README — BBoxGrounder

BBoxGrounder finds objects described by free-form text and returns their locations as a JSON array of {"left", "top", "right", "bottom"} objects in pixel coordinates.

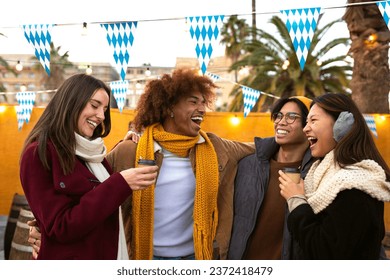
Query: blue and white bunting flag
[
  {"left": 363, "top": 114, "right": 378, "bottom": 138},
  {"left": 16, "top": 91, "right": 36, "bottom": 129},
  {"left": 109, "top": 80, "right": 129, "bottom": 112},
  {"left": 377, "top": 1, "right": 390, "bottom": 30},
  {"left": 101, "top": 22, "right": 138, "bottom": 81},
  {"left": 242, "top": 86, "right": 261, "bottom": 117},
  {"left": 187, "top": 15, "right": 225, "bottom": 74},
  {"left": 22, "top": 24, "right": 53, "bottom": 76},
  {"left": 280, "top": 8, "right": 322, "bottom": 70},
  {"left": 206, "top": 72, "right": 221, "bottom": 82},
  {"left": 16, "top": 106, "right": 25, "bottom": 130}
]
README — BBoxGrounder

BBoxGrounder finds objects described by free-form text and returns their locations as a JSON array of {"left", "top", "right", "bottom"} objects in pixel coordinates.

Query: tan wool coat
[{"left": 106, "top": 132, "right": 254, "bottom": 259}]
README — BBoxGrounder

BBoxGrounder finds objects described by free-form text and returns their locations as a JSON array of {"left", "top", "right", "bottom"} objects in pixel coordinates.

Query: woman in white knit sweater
[{"left": 278, "top": 93, "right": 390, "bottom": 259}]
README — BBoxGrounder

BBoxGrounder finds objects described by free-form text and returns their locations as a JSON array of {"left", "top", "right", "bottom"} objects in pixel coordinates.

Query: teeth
[
  {"left": 191, "top": 116, "right": 203, "bottom": 121},
  {"left": 308, "top": 137, "right": 316, "bottom": 141},
  {"left": 277, "top": 129, "right": 288, "bottom": 135},
  {"left": 87, "top": 120, "right": 97, "bottom": 127}
]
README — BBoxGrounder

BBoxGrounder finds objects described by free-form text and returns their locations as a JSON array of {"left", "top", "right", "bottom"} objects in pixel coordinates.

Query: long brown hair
[
  {"left": 21, "top": 74, "right": 112, "bottom": 175},
  {"left": 133, "top": 68, "right": 217, "bottom": 132},
  {"left": 311, "top": 93, "right": 389, "bottom": 180}
]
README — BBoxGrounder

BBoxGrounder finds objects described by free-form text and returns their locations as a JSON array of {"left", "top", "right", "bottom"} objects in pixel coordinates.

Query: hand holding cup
[{"left": 120, "top": 160, "right": 158, "bottom": 191}]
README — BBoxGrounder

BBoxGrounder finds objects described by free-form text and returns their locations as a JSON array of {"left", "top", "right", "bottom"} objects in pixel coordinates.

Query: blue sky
[{"left": 0, "top": 0, "right": 348, "bottom": 67}]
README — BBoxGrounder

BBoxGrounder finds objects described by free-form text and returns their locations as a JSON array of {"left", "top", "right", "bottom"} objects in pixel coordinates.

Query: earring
[{"left": 170, "top": 112, "right": 174, "bottom": 118}]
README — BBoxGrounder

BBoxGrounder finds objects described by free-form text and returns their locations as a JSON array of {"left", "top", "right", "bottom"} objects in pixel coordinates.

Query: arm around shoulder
[{"left": 106, "top": 140, "right": 137, "bottom": 172}]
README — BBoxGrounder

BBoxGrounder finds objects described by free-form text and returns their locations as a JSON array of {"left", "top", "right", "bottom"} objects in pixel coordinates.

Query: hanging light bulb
[
  {"left": 81, "top": 22, "right": 88, "bottom": 36},
  {"left": 145, "top": 67, "right": 151, "bottom": 77},
  {"left": 20, "top": 84, "right": 27, "bottom": 92},
  {"left": 282, "top": 60, "right": 290, "bottom": 70},
  {"left": 231, "top": 114, "right": 240, "bottom": 126},
  {"left": 85, "top": 65, "right": 93, "bottom": 75},
  {"left": 15, "top": 60, "right": 23, "bottom": 72}
]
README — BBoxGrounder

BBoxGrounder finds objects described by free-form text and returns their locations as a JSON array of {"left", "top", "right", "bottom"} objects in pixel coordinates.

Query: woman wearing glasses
[{"left": 229, "top": 97, "right": 316, "bottom": 260}]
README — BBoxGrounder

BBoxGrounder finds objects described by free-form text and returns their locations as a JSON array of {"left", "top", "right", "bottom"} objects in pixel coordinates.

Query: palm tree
[
  {"left": 32, "top": 42, "right": 74, "bottom": 90},
  {"left": 343, "top": 0, "right": 390, "bottom": 113},
  {"left": 220, "top": 15, "right": 250, "bottom": 82},
  {"left": 0, "top": 32, "right": 16, "bottom": 92},
  {"left": 227, "top": 16, "right": 352, "bottom": 112}
]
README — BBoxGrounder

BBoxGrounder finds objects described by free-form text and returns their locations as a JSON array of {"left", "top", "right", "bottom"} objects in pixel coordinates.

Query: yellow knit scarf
[{"left": 132, "top": 123, "right": 219, "bottom": 260}]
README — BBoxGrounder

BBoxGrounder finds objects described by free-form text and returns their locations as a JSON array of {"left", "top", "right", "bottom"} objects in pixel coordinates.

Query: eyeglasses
[{"left": 272, "top": 112, "right": 301, "bottom": 124}]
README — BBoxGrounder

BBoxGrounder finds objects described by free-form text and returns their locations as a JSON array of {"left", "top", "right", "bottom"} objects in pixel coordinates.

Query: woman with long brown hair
[{"left": 20, "top": 74, "right": 157, "bottom": 259}]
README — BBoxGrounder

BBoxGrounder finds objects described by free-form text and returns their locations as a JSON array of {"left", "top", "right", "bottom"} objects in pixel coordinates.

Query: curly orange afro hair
[{"left": 133, "top": 68, "right": 218, "bottom": 132}]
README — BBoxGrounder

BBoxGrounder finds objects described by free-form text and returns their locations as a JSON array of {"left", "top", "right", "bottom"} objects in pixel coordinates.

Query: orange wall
[{"left": 1, "top": 105, "right": 389, "bottom": 231}]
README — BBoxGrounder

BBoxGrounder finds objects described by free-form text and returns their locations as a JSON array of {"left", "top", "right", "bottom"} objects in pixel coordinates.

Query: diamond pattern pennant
[
  {"left": 16, "top": 106, "right": 25, "bottom": 130},
  {"left": 101, "top": 22, "right": 138, "bottom": 81},
  {"left": 109, "top": 80, "right": 129, "bottom": 112},
  {"left": 242, "top": 86, "right": 261, "bottom": 117},
  {"left": 377, "top": 1, "right": 390, "bottom": 30},
  {"left": 22, "top": 24, "right": 53, "bottom": 76},
  {"left": 187, "top": 15, "right": 225, "bottom": 74},
  {"left": 206, "top": 71, "right": 221, "bottom": 82},
  {"left": 363, "top": 114, "right": 378, "bottom": 138},
  {"left": 16, "top": 91, "right": 36, "bottom": 129},
  {"left": 280, "top": 8, "right": 322, "bottom": 70}
]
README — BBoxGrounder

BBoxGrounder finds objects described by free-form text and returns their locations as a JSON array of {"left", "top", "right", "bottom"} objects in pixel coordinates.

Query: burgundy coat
[{"left": 19, "top": 141, "right": 132, "bottom": 260}]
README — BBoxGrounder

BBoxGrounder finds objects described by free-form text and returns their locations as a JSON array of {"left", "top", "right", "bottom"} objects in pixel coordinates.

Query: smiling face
[
  {"left": 77, "top": 88, "right": 109, "bottom": 138},
  {"left": 274, "top": 101, "right": 308, "bottom": 147},
  {"left": 304, "top": 104, "right": 337, "bottom": 158},
  {"left": 163, "top": 91, "right": 206, "bottom": 137}
]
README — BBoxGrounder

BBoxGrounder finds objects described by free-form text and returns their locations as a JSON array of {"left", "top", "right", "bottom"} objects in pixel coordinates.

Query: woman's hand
[
  {"left": 123, "top": 130, "right": 141, "bottom": 143},
  {"left": 278, "top": 170, "right": 305, "bottom": 200},
  {"left": 27, "top": 219, "right": 41, "bottom": 259},
  {"left": 120, "top": 165, "right": 158, "bottom": 191}
]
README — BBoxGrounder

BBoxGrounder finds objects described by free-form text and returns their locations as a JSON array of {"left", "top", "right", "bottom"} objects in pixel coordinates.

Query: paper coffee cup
[
  {"left": 282, "top": 167, "right": 301, "bottom": 183},
  {"left": 137, "top": 159, "right": 156, "bottom": 167}
]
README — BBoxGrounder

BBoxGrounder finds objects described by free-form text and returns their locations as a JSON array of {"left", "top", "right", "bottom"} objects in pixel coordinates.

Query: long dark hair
[
  {"left": 311, "top": 93, "right": 389, "bottom": 180},
  {"left": 21, "top": 74, "right": 112, "bottom": 175}
]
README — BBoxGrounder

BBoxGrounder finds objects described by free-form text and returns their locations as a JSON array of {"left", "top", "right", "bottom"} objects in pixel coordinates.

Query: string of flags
[
  {"left": 15, "top": 1, "right": 390, "bottom": 81},
  {"left": 8, "top": 1, "right": 390, "bottom": 131}
]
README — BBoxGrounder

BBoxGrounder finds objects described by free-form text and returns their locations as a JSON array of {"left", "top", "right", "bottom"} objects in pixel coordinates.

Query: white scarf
[
  {"left": 74, "top": 133, "right": 129, "bottom": 260},
  {"left": 304, "top": 150, "right": 390, "bottom": 214}
]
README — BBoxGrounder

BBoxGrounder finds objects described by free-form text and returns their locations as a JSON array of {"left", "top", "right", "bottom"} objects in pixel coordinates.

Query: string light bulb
[
  {"left": 145, "top": 67, "right": 151, "bottom": 76},
  {"left": 282, "top": 60, "right": 290, "bottom": 70},
  {"left": 15, "top": 60, "right": 23, "bottom": 72},
  {"left": 20, "top": 84, "right": 27, "bottom": 92},
  {"left": 231, "top": 114, "right": 240, "bottom": 126},
  {"left": 85, "top": 65, "right": 93, "bottom": 75},
  {"left": 364, "top": 33, "right": 378, "bottom": 48},
  {"left": 81, "top": 22, "right": 88, "bottom": 36}
]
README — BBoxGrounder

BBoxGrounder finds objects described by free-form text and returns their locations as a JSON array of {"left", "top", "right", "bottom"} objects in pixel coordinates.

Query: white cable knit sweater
[{"left": 304, "top": 150, "right": 390, "bottom": 214}]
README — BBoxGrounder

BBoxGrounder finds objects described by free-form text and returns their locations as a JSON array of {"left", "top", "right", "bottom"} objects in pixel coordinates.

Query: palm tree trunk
[
  {"left": 252, "top": 0, "right": 256, "bottom": 41},
  {"left": 343, "top": 0, "right": 390, "bottom": 113}
]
